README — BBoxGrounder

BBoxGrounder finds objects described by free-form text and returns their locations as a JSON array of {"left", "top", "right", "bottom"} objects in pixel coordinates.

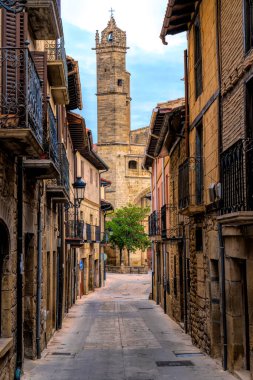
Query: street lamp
[
  {"left": 0, "top": 0, "right": 27, "bottom": 13},
  {"left": 73, "top": 176, "right": 86, "bottom": 208}
]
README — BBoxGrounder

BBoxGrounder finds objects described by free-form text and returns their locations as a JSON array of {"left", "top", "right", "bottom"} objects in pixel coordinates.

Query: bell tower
[{"left": 94, "top": 16, "right": 131, "bottom": 145}]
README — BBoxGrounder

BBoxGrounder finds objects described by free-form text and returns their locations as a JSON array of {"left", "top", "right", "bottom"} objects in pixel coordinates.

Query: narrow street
[{"left": 23, "top": 274, "right": 236, "bottom": 380}]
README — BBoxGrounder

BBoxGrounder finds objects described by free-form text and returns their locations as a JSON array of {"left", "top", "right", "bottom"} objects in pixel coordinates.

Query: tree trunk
[
  {"left": 120, "top": 249, "right": 123, "bottom": 266},
  {"left": 128, "top": 250, "right": 130, "bottom": 266}
]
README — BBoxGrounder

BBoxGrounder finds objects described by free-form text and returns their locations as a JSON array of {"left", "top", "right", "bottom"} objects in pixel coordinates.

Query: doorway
[{"left": 0, "top": 220, "right": 10, "bottom": 338}]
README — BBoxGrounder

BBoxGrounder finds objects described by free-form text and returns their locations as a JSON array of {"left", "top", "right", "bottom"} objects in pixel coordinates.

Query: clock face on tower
[{"left": 107, "top": 32, "right": 113, "bottom": 42}]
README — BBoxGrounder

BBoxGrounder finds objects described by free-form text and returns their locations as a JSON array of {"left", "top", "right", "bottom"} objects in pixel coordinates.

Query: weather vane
[{"left": 109, "top": 7, "right": 115, "bottom": 18}]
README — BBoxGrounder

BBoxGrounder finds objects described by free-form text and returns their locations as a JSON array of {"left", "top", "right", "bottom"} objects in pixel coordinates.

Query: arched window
[
  {"left": 107, "top": 32, "right": 113, "bottom": 42},
  {"left": 129, "top": 160, "right": 137, "bottom": 170},
  {"left": 0, "top": 220, "right": 9, "bottom": 337}
]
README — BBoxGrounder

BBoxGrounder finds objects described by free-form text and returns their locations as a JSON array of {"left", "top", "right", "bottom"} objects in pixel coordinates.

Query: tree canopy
[{"left": 106, "top": 204, "right": 150, "bottom": 265}]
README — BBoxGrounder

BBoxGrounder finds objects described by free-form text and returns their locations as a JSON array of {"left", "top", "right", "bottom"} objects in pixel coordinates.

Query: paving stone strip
[{"left": 23, "top": 273, "right": 237, "bottom": 380}]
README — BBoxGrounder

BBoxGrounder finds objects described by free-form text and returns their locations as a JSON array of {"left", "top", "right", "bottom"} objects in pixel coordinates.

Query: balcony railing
[
  {"left": 161, "top": 204, "right": 183, "bottom": 242},
  {"left": 95, "top": 226, "right": 101, "bottom": 242},
  {"left": 221, "top": 139, "right": 253, "bottom": 214},
  {"left": 0, "top": 48, "right": 43, "bottom": 146},
  {"left": 178, "top": 157, "right": 204, "bottom": 214},
  {"left": 66, "top": 220, "right": 84, "bottom": 241},
  {"left": 178, "top": 159, "right": 189, "bottom": 209},
  {"left": 58, "top": 143, "right": 70, "bottom": 194},
  {"left": 45, "top": 37, "right": 68, "bottom": 90},
  {"left": 148, "top": 211, "right": 160, "bottom": 237},
  {"left": 43, "top": 104, "right": 59, "bottom": 167}
]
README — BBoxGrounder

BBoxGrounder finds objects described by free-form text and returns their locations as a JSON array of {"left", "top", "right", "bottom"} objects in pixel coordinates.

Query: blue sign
[{"left": 79, "top": 259, "right": 84, "bottom": 271}]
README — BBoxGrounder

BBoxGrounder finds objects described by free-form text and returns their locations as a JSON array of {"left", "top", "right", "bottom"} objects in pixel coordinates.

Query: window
[
  {"left": 118, "top": 79, "right": 123, "bottom": 86},
  {"left": 96, "top": 173, "right": 98, "bottom": 188},
  {"left": 128, "top": 160, "right": 137, "bottom": 170},
  {"left": 107, "top": 32, "right": 113, "bottom": 42},
  {"left": 81, "top": 161, "right": 84, "bottom": 178},
  {"left": 245, "top": 0, "right": 253, "bottom": 52},
  {"left": 90, "top": 168, "right": 93, "bottom": 184},
  {"left": 195, "top": 123, "right": 203, "bottom": 205},
  {"left": 196, "top": 227, "right": 203, "bottom": 251},
  {"left": 194, "top": 17, "right": 203, "bottom": 99}
]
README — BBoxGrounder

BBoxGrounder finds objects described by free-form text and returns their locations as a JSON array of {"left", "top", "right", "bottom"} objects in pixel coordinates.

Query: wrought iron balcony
[
  {"left": 0, "top": 48, "right": 43, "bottom": 156},
  {"left": 221, "top": 139, "right": 253, "bottom": 214},
  {"left": 84, "top": 224, "right": 101, "bottom": 243},
  {"left": 161, "top": 204, "right": 183, "bottom": 242},
  {"left": 65, "top": 220, "right": 84, "bottom": 246},
  {"left": 45, "top": 38, "right": 69, "bottom": 105},
  {"left": 148, "top": 211, "right": 160, "bottom": 237},
  {"left": 95, "top": 226, "right": 101, "bottom": 242},
  {"left": 46, "top": 104, "right": 59, "bottom": 167},
  {"left": 46, "top": 143, "right": 69, "bottom": 202},
  {"left": 26, "top": 0, "right": 63, "bottom": 40},
  {"left": 178, "top": 158, "right": 205, "bottom": 215}
]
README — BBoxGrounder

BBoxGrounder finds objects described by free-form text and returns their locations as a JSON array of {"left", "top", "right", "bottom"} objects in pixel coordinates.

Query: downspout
[
  {"left": 36, "top": 182, "right": 43, "bottom": 359},
  {"left": 216, "top": 0, "right": 227, "bottom": 371},
  {"left": 15, "top": 157, "right": 23, "bottom": 380},
  {"left": 155, "top": 159, "right": 159, "bottom": 305},
  {"left": 57, "top": 204, "right": 64, "bottom": 330},
  {"left": 183, "top": 49, "right": 189, "bottom": 333},
  {"left": 99, "top": 168, "right": 108, "bottom": 287},
  {"left": 162, "top": 158, "right": 167, "bottom": 314}
]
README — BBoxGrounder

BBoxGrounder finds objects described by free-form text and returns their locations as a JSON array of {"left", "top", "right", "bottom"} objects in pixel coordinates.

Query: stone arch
[
  {"left": 0, "top": 219, "right": 10, "bottom": 337},
  {"left": 133, "top": 186, "right": 151, "bottom": 205}
]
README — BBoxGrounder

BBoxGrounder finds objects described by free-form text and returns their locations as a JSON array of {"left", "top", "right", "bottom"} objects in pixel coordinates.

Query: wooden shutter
[{"left": 1, "top": 11, "right": 27, "bottom": 118}]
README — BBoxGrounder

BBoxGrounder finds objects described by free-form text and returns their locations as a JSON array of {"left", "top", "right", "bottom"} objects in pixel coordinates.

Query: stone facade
[
  {"left": 148, "top": 0, "right": 222, "bottom": 371},
  {"left": 94, "top": 17, "right": 151, "bottom": 268}
]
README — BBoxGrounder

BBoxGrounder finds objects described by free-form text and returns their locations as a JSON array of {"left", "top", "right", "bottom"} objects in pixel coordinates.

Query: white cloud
[{"left": 62, "top": 0, "right": 185, "bottom": 53}]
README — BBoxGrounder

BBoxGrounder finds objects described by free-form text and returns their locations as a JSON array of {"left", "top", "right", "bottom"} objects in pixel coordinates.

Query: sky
[{"left": 61, "top": 0, "right": 186, "bottom": 142}]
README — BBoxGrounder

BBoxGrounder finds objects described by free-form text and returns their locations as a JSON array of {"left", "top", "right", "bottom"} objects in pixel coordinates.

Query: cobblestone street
[{"left": 22, "top": 273, "right": 236, "bottom": 380}]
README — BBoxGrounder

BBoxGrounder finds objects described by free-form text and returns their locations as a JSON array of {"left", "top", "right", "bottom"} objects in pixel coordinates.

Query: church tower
[{"left": 94, "top": 15, "right": 131, "bottom": 145}]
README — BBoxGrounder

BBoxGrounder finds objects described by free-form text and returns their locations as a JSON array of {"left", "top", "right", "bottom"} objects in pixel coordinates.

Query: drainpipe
[
  {"left": 218, "top": 223, "right": 227, "bottom": 370},
  {"left": 215, "top": 0, "right": 227, "bottom": 370},
  {"left": 183, "top": 49, "right": 189, "bottom": 333},
  {"left": 15, "top": 157, "right": 23, "bottom": 380},
  {"left": 57, "top": 204, "right": 64, "bottom": 330},
  {"left": 36, "top": 182, "right": 43, "bottom": 359},
  {"left": 183, "top": 226, "right": 188, "bottom": 333},
  {"left": 99, "top": 169, "right": 108, "bottom": 287},
  {"left": 162, "top": 158, "right": 167, "bottom": 314}
]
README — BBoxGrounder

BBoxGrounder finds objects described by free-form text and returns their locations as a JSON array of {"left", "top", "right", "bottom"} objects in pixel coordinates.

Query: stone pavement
[{"left": 22, "top": 273, "right": 236, "bottom": 380}]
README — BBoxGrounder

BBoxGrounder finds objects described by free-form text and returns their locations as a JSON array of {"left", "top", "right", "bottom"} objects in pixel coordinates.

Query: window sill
[{"left": 0, "top": 338, "right": 13, "bottom": 358}]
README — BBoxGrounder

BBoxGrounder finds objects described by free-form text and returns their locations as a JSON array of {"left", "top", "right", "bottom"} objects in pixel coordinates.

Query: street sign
[
  {"left": 79, "top": 259, "right": 84, "bottom": 271},
  {"left": 103, "top": 253, "right": 107, "bottom": 261}
]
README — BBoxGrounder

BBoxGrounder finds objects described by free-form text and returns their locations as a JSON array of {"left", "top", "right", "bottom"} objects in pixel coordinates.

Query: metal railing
[
  {"left": 65, "top": 220, "right": 84, "bottom": 240},
  {"left": 0, "top": 48, "right": 43, "bottom": 145},
  {"left": 58, "top": 143, "right": 69, "bottom": 195},
  {"left": 161, "top": 204, "right": 183, "bottom": 241},
  {"left": 45, "top": 37, "right": 68, "bottom": 89},
  {"left": 44, "top": 103, "right": 59, "bottom": 166},
  {"left": 178, "top": 159, "right": 190, "bottom": 209},
  {"left": 221, "top": 139, "right": 252, "bottom": 214},
  {"left": 148, "top": 211, "right": 160, "bottom": 236}
]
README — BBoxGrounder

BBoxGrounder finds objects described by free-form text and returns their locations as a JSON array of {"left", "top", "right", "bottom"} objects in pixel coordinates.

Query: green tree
[{"left": 106, "top": 204, "right": 150, "bottom": 266}]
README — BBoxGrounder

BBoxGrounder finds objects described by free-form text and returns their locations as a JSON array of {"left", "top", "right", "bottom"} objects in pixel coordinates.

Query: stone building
[
  {"left": 143, "top": 0, "right": 225, "bottom": 367},
  {"left": 0, "top": 5, "right": 107, "bottom": 379},
  {"left": 144, "top": 99, "right": 186, "bottom": 324},
  {"left": 94, "top": 16, "right": 151, "bottom": 268},
  {"left": 217, "top": 0, "right": 253, "bottom": 376},
  {"left": 0, "top": 3, "right": 70, "bottom": 377},
  {"left": 158, "top": 1, "right": 253, "bottom": 378}
]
